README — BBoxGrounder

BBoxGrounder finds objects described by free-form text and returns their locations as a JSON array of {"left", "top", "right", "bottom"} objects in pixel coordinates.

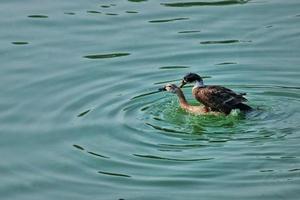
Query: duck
[
  {"left": 159, "top": 83, "right": 221, "bottom": 115},
  {"left": 179, "top": 73, "right": 252, "bottom": 115}
]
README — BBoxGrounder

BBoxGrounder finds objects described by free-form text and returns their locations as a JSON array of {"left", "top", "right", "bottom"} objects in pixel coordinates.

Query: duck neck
[
  {"left": 175, "top": 89, "right": 189, "bottom": 109},
  {"left": 193, "top": 80, "right": 204, "bottom": 89}
]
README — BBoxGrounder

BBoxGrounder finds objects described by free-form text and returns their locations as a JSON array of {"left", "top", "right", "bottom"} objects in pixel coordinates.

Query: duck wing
[{"left": 193, "top": 86, "right": 248, "bottom": 113}]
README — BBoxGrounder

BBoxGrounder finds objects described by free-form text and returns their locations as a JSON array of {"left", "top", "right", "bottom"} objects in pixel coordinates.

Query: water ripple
[
  {"left": 178, "top": 30, "right": 201, "bottom": 34},
  {"left": 27, "top": 15, "right": 48, "bottom": 18},
  {"left": 200, "top": 39, "right": 240, "bottom": 44},
  {"left": 133, "top": 154, "right": 214, "bottom": 162},
  {"left": 161, "top": 0, "right": 249, "bottom": 7},
  {"left": 159, "top": 66, "right": 190, "bottom": 70},
  {"left": 149, "top": 17, "right": 189, "bottom": 23},
  {"left": 11, "top": 41, "right": 29, "bottom": 45},
  {"left": 83, "top": 53, "right": 130, "bottom": 59},
  {"left": 98, "top": 171, "right": 131, "bottom": 178}
]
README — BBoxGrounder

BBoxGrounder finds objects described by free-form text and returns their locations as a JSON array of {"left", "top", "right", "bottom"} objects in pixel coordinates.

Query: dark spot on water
[
  {"left": 84, "top": 53, "right": 130, "bottom": 59},
  {"left": 265, "top": 25, "right": 273, "bottom": 28},
  {"left": 159, "top": 66, "right": 190, "bottom": 70},
  {"left": 161, "top": 0, "right": 249, "bottom": 7},
  {"left": 100, "top": 5, "right": 110, "bottom": 8},
  {"left": 178, "top": 30, "right": 201, "bottom": 34},
  {"left": 105, "top": 13, "right": 118, "bottom": 16},
  {"left": 12, "top": 41, "right": 29, "bottom": 45},
  {"left": 87, "top": 10, "right": 101, "bottom": 14},
  {"left": 200, "top": 40, "right": 240, "bottom": 45},
  {"left": 98, "top": 171, "right": 131, "bottom": 178},
  {"left": 126, "top": 11, "right": 139, "bottom": 14},
  {"left": 149, "top": 17, "right": 189, "bottom": 23},
  {"left": 77, "top": 109, "right": 91, "bottom": 117},
  {"left": 28, "top": 15, "right": 48, "bottom": 18},
  {"left": 87, "top": 151, "right": 110, "bottom": 159},
  {"left": 73, "top": 144, "right": 85, "bottom": 151},
  {"left": 216, "top": 62, "right": 237, "bottom": 66},
  {"left": 64, "top": 12, "right": 75, "bottom": 15}
]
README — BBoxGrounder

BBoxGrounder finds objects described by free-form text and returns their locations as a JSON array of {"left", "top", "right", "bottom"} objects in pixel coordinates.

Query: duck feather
[{"left": 192, "top": 85, "right": 248, "bottom": 114}]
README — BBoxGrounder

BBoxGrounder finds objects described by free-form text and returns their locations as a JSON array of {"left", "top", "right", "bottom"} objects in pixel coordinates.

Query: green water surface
[{"left": 1, "top": 0, "right": 300, "bottom": 199}]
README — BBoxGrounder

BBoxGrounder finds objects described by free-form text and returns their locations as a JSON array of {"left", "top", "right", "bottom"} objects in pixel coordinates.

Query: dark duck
[{"left": 179, "top": 73, "right": 252, "bottom": 115}]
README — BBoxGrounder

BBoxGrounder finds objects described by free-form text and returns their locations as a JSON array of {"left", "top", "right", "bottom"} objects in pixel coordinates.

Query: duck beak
[
  {"left": 158, "top": 86, "right": 166, "bottom": 91},
  {"left": 179, "top": 80, "right": 187, "bottom": 88}
]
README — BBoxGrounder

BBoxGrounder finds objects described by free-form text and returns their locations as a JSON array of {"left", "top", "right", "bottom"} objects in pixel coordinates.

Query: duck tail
[{"left": 235, "top": 103, "right": 253, "bottom": 112}]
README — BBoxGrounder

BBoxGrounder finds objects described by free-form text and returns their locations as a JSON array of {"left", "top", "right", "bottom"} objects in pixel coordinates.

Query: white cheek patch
[{"left": 193, "top": 80, "right": 204, "bottom": 90}]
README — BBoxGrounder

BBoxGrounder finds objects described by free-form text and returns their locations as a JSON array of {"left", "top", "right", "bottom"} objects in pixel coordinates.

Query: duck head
[
  {"left": 179, "top": 73, "right": 203, "bottom": 88},
  {"left": 158, "top": 83, "right": 180, "bottom": 93}
]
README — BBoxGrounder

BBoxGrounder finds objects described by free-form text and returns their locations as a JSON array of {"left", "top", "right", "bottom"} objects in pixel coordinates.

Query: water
[{"left": 1, "top": 0, "right": 300, "bottom": 199}]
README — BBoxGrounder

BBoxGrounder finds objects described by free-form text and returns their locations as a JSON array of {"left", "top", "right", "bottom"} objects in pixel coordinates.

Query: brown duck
[
  {"left": 179, "top": 73, "right": 252, "bottom": 115},
  {"left": 159, "top": 84, "right": 221, "bottom": 115}
]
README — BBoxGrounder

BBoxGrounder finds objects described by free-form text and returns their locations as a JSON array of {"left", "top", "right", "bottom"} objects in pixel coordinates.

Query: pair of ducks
[{"left": 160, "top": 73, "right": 252, "bottom": 115}]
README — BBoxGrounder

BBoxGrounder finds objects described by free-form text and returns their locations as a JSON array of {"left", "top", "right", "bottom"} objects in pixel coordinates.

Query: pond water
[{"left": 1, "top": 0, "right": 300, "bottom": 199}]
